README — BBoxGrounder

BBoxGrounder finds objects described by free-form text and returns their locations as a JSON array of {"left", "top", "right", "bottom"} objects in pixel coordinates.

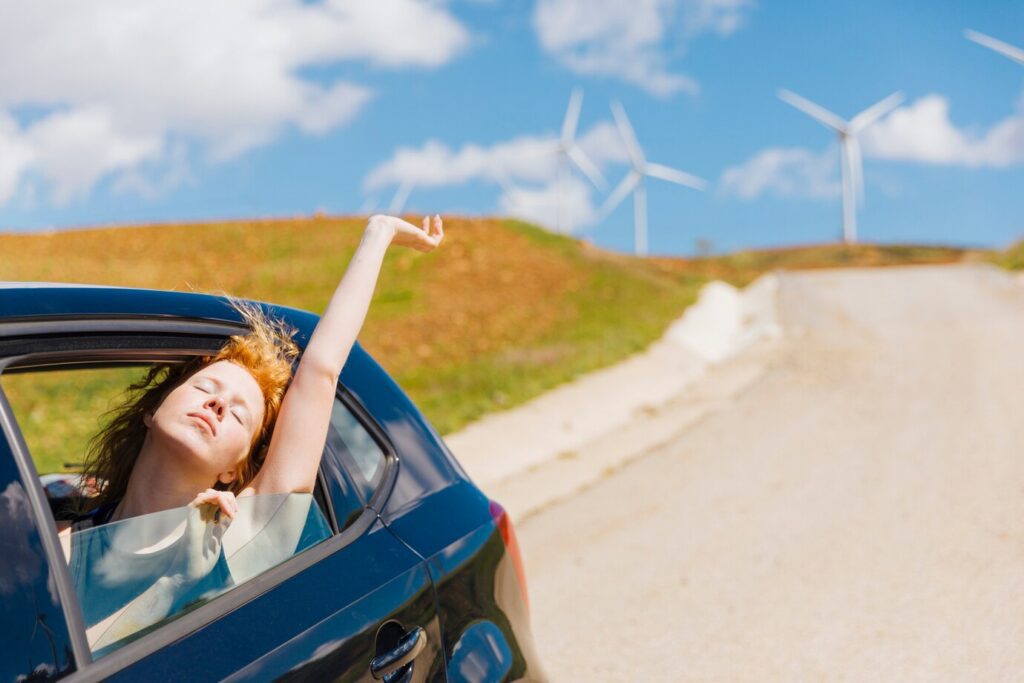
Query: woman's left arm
[{"left": 246, "top": 214, "right": 443, "bottom": 495}]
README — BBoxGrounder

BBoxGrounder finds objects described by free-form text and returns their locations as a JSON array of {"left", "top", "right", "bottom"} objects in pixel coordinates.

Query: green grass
[
  {"left": 0, "top": 217, "right": 972, "bottom": 472},
  {"left": 2, "top": 367, "right": 151, "bottom": 474},
  {"left": 990, "top": 240, "right": 1024, "bottom": 271}
]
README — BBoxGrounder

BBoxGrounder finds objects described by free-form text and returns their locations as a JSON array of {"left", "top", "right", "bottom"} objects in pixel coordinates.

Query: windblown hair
[{"left": 82, "top": 300, "right": 299, "bottom": 511}]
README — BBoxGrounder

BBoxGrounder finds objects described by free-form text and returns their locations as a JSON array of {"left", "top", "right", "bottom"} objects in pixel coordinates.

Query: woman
[{"left": 62, "top": 213, "right": 444, "bottom": 649}]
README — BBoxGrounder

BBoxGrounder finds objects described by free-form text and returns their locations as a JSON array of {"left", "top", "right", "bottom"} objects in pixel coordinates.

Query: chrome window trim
[{"left": 0, "top": 317, "right": 246, "bottom": 339}]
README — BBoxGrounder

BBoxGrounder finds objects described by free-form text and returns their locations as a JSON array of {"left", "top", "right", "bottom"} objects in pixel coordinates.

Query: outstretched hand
[{"left": 368, "top": 214, "right": 444, "bottom": 253}]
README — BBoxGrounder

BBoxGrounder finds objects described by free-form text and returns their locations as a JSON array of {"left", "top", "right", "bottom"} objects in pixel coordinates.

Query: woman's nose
[{"left": 204, "top": 396, "right": 225, "bottom": 418}]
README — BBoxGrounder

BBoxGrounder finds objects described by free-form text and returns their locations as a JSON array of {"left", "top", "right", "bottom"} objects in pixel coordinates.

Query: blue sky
[{"left": 1, "top": 0, "right": 1022, "bottom": 255}]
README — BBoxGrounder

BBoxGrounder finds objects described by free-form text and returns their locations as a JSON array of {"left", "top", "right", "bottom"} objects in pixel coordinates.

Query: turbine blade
[
  {"left": 561, "top": 88, "right": 584, "bottom": 143},
  {"left": 388, "top": 181, "right": 413, "bottom": 214},
  {"left": 966, "top": 29, "right": 1024, "bottom": 66},
  {"left": 849, "top": 91, "right": 904, "bottom": 133},
  {"left": 600, "top": 171, "right": 641, "bottom": 219},
  {"left": 490, "top": 167, "right": 515, "bottom": 195},
  {"left": 610, "top": 100, "right": 646, "bottom": 169},
  {"left": 566, "top": 143, "right": 608, "bottom": 190},
  {"left": 645, "top": 162, "right": 708, "bottom": 191},
  {"left": 778, "top": 88, "right": 848, "bottom": 133}
]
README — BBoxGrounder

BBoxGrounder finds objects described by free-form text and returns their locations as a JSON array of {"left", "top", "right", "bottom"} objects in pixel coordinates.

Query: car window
[
  {"left": 326, "top": 396, "right": 386, "bottom": 503},
  {"left": 2, "top": 366, "right": 152, "bottom": 481},
  {"left": 70, "top": 493, "right": 330, "bottom": 657},
  {"left": 0, "top": 362, "right": 336, "bottom": 657}
]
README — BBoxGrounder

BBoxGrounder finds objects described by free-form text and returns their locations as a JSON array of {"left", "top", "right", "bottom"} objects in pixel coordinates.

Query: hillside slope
[{"left": 0, "top": 216, "right": 967, "bottom": 440}]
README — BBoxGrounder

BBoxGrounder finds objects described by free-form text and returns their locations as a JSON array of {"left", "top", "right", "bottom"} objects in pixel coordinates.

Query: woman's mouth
[{"left": 188, "top": 412, "right": 217, "bottom": 436}]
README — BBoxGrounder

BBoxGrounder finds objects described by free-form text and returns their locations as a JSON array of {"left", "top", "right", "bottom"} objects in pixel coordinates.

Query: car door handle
[{"left": 370, "top": 626, "right": 427, "bottom": 681}]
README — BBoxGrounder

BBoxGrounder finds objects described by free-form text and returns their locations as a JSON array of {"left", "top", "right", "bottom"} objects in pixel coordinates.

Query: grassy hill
[
  {"left": 989, "top": 240, "right": 1024, "bottom": 272},
  {"left": 0, "top": 216, "right": 970, "bottom": 472}
]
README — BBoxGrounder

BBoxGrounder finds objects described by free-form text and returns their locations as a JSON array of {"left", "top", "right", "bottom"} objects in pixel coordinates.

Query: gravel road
[{"left": 519, "top": 264, "right": 1024, "bottom": 681}]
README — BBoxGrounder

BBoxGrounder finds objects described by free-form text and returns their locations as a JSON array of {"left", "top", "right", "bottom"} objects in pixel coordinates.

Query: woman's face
[{"left": 147, "top": 360, "right": 266, "bottom": 485}]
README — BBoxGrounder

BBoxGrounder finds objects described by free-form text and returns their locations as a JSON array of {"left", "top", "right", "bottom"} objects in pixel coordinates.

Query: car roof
[{"left": 0, "top": 282, "right": 320, "bottom": 337}]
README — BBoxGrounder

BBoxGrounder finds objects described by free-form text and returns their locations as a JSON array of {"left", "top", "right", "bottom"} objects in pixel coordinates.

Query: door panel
[
  {"left": 385, "top": 482, "right": 545, "bottom": 682},
  {"left": 105, "top": 519, "right": 444, "bottom": 682},
  {"left": 0, "top": 395, "right": 82, "bottom": 681}
]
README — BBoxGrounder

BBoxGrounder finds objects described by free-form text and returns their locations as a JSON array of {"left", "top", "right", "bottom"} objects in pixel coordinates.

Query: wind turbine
[
  {"left": 550, "top": 88, "right": 607, "bottom": 233},
  {"left": 778, "top": 89, "right": 904, "bottom": 244},
  {"left": 965, "top": 29, "right": 1024, "bottom": 66},
  {"left": 599, "top": 100, "right": 707, "bottom": 256},
  {"left": 492, "top": 166, "right": 528, "bottom": 217},
  {"left": 387, "top": 180, "right": 414, "bottom": 214}
]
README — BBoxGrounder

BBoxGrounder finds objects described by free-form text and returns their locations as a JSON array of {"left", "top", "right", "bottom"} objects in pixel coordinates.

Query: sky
[{"left": 0, "top": 0, "right": 1023, "bottom": 256}]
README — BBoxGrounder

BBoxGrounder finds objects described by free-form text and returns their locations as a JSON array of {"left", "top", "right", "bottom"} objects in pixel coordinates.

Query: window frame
[{"left": 0, "top": 318, "right": 400, "bottom": 680}]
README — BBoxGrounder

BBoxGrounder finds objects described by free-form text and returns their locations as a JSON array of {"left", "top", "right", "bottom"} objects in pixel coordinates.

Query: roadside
[
  {"left": 518, "top": 263, "right": 1024, "bottom": 680},
  {"left": 444, "top": 273, "right": 784, "bottom": 522}
]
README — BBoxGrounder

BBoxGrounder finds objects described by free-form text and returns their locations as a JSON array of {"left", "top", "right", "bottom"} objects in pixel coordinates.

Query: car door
[
  {"left": 0, "top": 327, "right": 445, "bottom": 682},
  {"left": 0, "top": 415, "right": 83, "bottom": 681}
]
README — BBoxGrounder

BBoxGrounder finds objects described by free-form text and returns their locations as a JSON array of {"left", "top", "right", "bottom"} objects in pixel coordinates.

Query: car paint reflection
[{"left": 449, "top": 620, "right": 513, "bottom": 682}]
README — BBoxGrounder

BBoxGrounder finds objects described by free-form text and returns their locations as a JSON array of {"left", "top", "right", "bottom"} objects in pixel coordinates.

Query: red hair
[{"left": 82, "top": 300, "right": 299, "bottom": 509}]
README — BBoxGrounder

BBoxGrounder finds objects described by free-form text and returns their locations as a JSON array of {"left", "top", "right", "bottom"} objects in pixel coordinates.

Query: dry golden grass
[{"left": 0, "top": 216, "right": 975, "bottom": 470}]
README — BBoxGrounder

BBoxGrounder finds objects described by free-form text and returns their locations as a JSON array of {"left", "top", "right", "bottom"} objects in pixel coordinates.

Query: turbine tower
[
  {"left": 965, "top": 29, "right": 1024, "bottom": 66},
  {"left": 599, "top": 100, "right": 706, "bottom": 256},
  {"left": 778, "top": 89, "right": 904, "bottom": 244},
  {"left": 550, "top": 88, "right": 607, "bottom": 232}
]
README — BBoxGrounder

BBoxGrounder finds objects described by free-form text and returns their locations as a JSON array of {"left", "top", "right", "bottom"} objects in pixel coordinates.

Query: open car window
[
  {"left": 70, "top": 492, "right": 330, "bottom": 658},
  {"left": 2, "top": 366, "right": 152, "bottom": 491},
  {"left": 0, "top": 360, "right": 362, "bottom": 660}
]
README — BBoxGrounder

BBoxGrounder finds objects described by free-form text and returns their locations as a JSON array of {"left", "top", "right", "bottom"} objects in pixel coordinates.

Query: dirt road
[{"left": 519, "top": 264, "right": 1024, "bottom": 681}]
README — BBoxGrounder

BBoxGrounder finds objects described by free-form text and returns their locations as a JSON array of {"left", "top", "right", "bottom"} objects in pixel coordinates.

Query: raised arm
[{"left": 245, "top": 214, "right": 443, "bottom": 495}]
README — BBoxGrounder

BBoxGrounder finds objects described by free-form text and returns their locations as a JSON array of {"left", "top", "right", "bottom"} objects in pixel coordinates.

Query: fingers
[{"left": 190, "top": 488, "right": 238, "bottom": 522}]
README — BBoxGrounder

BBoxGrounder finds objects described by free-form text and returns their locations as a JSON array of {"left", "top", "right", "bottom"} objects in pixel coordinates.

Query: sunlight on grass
[
  {"left": 0, "top": 217, "right": 972, "bottom": 456},
  {"left": 2, "top": 367, "right": 151, "bottom": 474}
]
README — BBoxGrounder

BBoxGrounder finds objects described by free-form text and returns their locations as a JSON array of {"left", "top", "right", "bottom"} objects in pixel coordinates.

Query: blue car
[{"left": 0, "top": 283, "right": 546, "bottom": 682}]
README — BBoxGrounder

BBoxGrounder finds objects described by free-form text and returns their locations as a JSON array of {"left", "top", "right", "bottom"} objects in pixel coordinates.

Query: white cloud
[
  {"left": 0, "top": 0, "right": 471, "bottom": 207},
  {"left": 363, "top": 121, "right": 630, "bottom": 231},
  {"left": 578, "top": 120, "right": 633, "bottom": 166},
  {"left": 0, "top": 483, "right": 42, "bottom": 597},
  {"left": 719, "top": 145, "right": 840, "bottom": 200},
  {"left": 0, "top": 112, "right": 34, "bottom": 205},
  {"left": 532, "top": 0, "right": 755, "bottom": 97},
  {"left": 722, "top": 94, "right": 1024, "bottom": 203},
  {"left": 364, "top": 136, "right": 558, "bottom": 190},
  {"left": 861, "top": 94, "right": 1024, "bottom": 168},
  {"left": 500, "top": 175, "right": 598, "bottom": 232},
  {"left": 363, "top": 121, "right": 630, "bottom": 190},
  {"left": 683, "top": 0, "right": 754, "bottom": 36},
  {"left": 25, "top": 106, "right": 164, "bottom": 205},
  {"left": 112, "top": 141, "right": 194, "bottom": 200}
]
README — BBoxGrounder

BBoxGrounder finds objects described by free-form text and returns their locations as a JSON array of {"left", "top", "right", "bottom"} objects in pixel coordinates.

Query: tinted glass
[
  {"left": 0, "top": 458, "right": 76, "bottom": 680},
  {"left": 327, "top": 397, "right": 385, "bottom": 503},
  {"left": 70, "top": 493, "right": 330, "bottom": 658}
]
